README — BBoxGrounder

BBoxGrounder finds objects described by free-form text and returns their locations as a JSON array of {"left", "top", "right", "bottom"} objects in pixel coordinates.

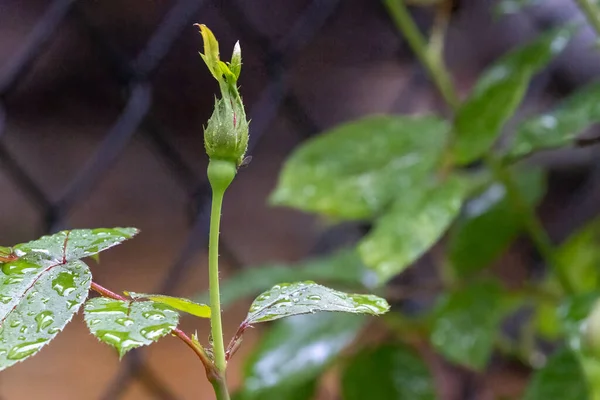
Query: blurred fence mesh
[
  {"left": 2, "top": 0, "right": 600, "bottom": 399},
  {"left": 0, "top": 1, "right": 359, "bottom": 398}
]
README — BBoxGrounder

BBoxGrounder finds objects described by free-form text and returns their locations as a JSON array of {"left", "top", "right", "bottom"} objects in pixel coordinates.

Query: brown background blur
[{"left": 0, "top": 0, "right": 599, "bottom": 399}]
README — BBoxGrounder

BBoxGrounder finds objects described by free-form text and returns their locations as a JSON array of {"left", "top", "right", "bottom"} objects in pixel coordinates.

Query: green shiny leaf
[
  {"left": 535, "top": 301, "right": 562, "bottom": 340},
  {"left": 452, "top": 26, "right": 575, "bottom": 164},
  {"left": 13, "top": 227, "right": 138, "bottom": 267},
  {"left": 359, "top": 175, "right": 469, "bottom": 284},
  {"left": 0, "top": 260, "right": 91, "bottom": 371},
  {"left": 523, "top": 348, "right": 589, "bottom": 400},
  {"left": 556, "top": 217, "right": 600, "bottom": 293},
  {"left": 245, "top": 281, "right": 389, "bottom": 324},
  {"left": 509, "top": 81, "right": 600, "bottom": 160},
  {"left": 84, "top": 297, "right": 179, "bottom": 358},
  {"left": 197, "top": 24, "right": 226, "bottom": 83},
  {"left": 449, "top": 168, "right": 546, "bottom": 277},
  {"left": 0, "top": 228, "right": 136, "bottom": 370},
  {"left": 238, "top": 313, "right": 366, "bottom": 398},
  {"left": 195, "top": 249, "right": 375, "bottom": 309},
  {"left": 558, "top": 293, "right": 599, "bottom": 354},
  {"left": 126, "top": 292, "right": 210, "bottom": 318},
  {"left": 270, "top": 115, "right": 449, "bottom": 220},
  {"left": 430, "top": 281, "right": 504, "bottom": 370},
  {"left": 341, "top": 344, "right": 436, "bottom": 400}
]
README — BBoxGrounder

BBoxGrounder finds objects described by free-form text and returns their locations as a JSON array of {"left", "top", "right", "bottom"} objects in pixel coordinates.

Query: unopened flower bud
[
  {"left": 204, "top": 96, "right": 249, "bottom": 165},
  {"left": 197, "top": 24, "right": 249, "bottom": 168}
]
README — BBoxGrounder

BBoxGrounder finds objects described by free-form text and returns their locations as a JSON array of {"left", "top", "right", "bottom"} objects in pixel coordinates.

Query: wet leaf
[
  {"left": 0, "top": 228, "right": 137, "bottom": 370},
  {"left": 238, "top": 313, "right": 366, "bottom": 398},
  {"left": 195, "top": 249, "right": 374, "bottom": 308},
  {"left": 341, "top": 344, "right": 436, "bottom": 400},
  {"left": 0, "top": 261, "right": 91, "bottom": 371},
  {"left": 430, "top": 281, "right": 504, "bottom": 370},
  {"left": 556, "top": 217, "right": 600, "bottom": 293},
  {"left": 523, "top": 348, "right": 589, "bottom": 400},
  {"left": 359, "top": 175, "right": 469, "bottom": 284},
  {"left": 453, "top": 26, "right": 575, "bottom": 164},
  {"left": 509, "top": 81, "right": 600, "bottom": 160},
  {"left": 84, "top": 297, "right": 179, "bottom": 358},
  {"left": 244, "top": 281, "right": 389, "bottom": 324},
  {"left": 270, "top": 115, "right": 449, "bottom": 220},
  {"left": 558, "top": 293, "right": 600, "bottom": 354},
  {"left": 126, "top": 292, "right": 210, "bottom": 319},
  {"left": 12, "top": 227, "right": 138, "bottom": 267},
  {"left": 449, "top": 168, "right": 546, "bottom": 277}
]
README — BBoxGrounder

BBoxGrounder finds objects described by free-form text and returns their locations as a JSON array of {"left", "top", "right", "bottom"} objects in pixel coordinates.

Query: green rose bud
[{"left": 197, "top": 24, "right": 249, "bottom": 168}]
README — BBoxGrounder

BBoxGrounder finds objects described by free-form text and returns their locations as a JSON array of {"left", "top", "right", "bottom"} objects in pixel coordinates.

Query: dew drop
[
  {"left": 7, "top": 339, "right": 47, "bottom": 360},
  {"left": 52, "top": 271, "right": 76, "bottom": 297},
  {"left": 35, "top": 311, "right": 55, "bottom": 332},
  {"left": 140, "top": 323, "right": 172, "bottom": 340},
  {"left": 116, "top": 318, "right": 134, "bottom": 327},
  {"left": 1, "top": 261, "right": 39, "bottom": 276},
  {"left": 142, "top": 311, "right": 166, "bottom": 321},
  {"left": 5, "top": 276, "right": 24, "bottom": 285},
  {"left": 96, "top": 330, "right": 143, "bottom": 355}
]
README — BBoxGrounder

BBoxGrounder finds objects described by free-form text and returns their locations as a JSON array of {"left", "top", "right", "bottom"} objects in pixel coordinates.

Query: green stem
[
  {"left": 485, "top": 156, "right": 574, "bottom": 294},
  {"left": 574, "top": 0, "right": 600, "bottom": 37},
  {"left": 211, "top": 378, "right": 231, "bottom": 400},
  {"left": 383, "top": 0, "right": 460, "bottom": 111},
  {"left": 209, "top": 188, "right": 227, "bottom": 373},
  {"left": 384, "top": 0, "right": 572, "bottom": 294},
  {"left": 206, "top": 159, "right": 236, "bottom": 399}
]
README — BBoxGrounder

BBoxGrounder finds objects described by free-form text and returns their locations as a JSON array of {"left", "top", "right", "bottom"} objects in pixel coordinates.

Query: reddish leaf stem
[{"left": 89, "top": 281, "right": 217, "bottom": 379}]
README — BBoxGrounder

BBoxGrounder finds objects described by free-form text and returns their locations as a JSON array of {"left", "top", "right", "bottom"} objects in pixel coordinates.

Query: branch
[{"left": 89, "top": 282, "right": 218, "bottom": 380}]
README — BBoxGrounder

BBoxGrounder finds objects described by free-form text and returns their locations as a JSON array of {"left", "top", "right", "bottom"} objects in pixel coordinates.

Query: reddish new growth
[{"left": 0, "top": 253, "right": 18, "bottom": 263}]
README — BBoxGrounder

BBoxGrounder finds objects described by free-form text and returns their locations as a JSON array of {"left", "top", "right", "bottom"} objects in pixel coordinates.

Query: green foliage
[
  {"left": 84, "top": 297, "right": 179, "bottom": 358},
  {"left": 359, "top": 174, "right": 470, "bottom": 283},
  {"left": 236, "top": 313, "right": 365, "bottom": 399},
  {"left": 522, "top": 348, "right": 589, "bottom": 400},
  {"left": 127, "top": 291, "right": 211, "bottom": 318},
  {"left": 270, "top": 115, "right": 448, "bottom": 220},
  {"left": 3, "top": 7, "right": 600, "bottom": 400},
  {"left": 430, "top": 282, "right": 504, "bottom": 370},
  {"left": 341, "top": 344, "right": 436, "bottom": 400},
  {"left": 509, "top": 81, "right": 600, "bottom": 160},
  {"left": 559, "top": 293, "right": 600, "bottom": 354},
  {"left": 244, "top": 281, "right": 389, "bottom": 324},
  {"left": 0, "top": 228, "right": 137, "bottom": 370},
  {"left": 452, "top": 26, "right": 575, "bottom": 164},
  {"left": 556, "top": 218, "right": 600, "bottom": 293},
  {"left": 449, "top": 168, "right": 546, "bottom": 276},
  {"left": 198, "top": 24, "right": 249, "bottom": 167}
]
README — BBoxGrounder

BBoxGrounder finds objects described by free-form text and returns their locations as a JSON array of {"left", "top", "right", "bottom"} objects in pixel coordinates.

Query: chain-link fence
[
  {"left": 0, "top": 1, "right": 361, "bottom": 398},
  {"left": 2, "top": 0, "right": 600, "bottom": 399}
]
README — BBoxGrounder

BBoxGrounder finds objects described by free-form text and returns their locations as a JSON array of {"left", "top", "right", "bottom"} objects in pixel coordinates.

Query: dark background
[{"left": 0, "top": 0, "right": 599, "bottom": 398}]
